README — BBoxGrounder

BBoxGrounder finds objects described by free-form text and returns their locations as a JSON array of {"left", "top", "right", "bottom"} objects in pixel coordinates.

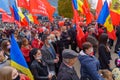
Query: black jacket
[
  {"left": 60, "top": 31, "right": 71, "bottom": 47},
  {"left": 98, "top": 44, "right": 111, "bottom": 70},
  {"left": 68, "top": 27, "right": 76, "bottom": 43},
  {"left": 57, "top": 62, "right": 79, "bottom": 80},
  {"left": 30, "top": 60, "right": 49, "bottom": 80}
]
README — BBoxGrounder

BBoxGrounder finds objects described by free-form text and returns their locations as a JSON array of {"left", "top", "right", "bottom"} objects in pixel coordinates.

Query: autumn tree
[{"left": 58, "top": 0, "right": 73, "bottom": 18}]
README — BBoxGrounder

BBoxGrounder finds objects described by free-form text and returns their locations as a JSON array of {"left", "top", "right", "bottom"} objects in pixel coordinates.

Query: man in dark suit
[
  {"left": 41, "top": 34, "right": 59, "bottom": 76},
  {"left": 68, "top": 25, "right": 77, "bottom": 52},
  {"left": 60, "top": 26, "right": 71, "bottom": 49},
  {"left": 57, "top": 49, "right": 79, "bottom": 80}
]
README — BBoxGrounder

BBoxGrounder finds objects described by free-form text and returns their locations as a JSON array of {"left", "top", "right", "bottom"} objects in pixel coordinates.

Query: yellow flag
[
  {"left": 18, "top": 11, "right": 25, "bottom": 21},
  {"left": 104, "top": 15, "right": 113, "bottom": 32},
  {"left": 27, "top": 14, "right": 34, "bottom": 23},
  {"left": 77, "top": 0, "right": 84, "bottom": 13}
]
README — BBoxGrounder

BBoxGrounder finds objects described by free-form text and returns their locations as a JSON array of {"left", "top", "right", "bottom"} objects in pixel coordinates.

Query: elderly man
[{"left": 57, "top": 49, "right": 79, "bottom": 80}]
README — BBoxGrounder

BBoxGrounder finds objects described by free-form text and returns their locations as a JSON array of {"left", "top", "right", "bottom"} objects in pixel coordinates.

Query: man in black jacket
[
  {"left": 115, "top": 25, "right": 120, "bottom": 53},
  {"left": 60, "top": 26, "right": 71, "bottom": 49},
  {"left": 68, "top": 25, "right": 77, "bottom": 52}
]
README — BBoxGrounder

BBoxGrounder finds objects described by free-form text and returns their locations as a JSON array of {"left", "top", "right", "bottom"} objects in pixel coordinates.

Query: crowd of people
[{"left": 0, "top": 18, "right": 120, "bottom": 80}]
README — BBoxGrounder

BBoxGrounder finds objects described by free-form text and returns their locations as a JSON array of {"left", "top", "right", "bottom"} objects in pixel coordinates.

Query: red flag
[
  {"left": 107, "top": 30, "right": 116, "bottom": 40},
  {"left": 2, "top": 13, "right": 14, "bottom": 23},
  {"left": 33, "top": 16, "right": 39, "bottom": 24},
  {"left": 0, "top": 8, "right": 5, "bottom": 13},
  {"left": 10, "top": 7, "right": 15, "bottom": 19},
  {"left": 76, "top": 24, "right": 85, "bottom": 48},
  {"left": 29, "top": 0, "right": 48, "bottom": 16},
  {"left": 29, "top": 0, "right": 55, "bottom": 22},
  {"left": 96, "top": 0, "right": 103, "bottom": 19},
  {"left": 10, "top": 7, "right": 22, "bottom": 28},
  {"left": 20, "top": 17, "right": 29, "bottom": 27},
  {"left": 110, "top": 10, "right": 120, "bottom": 26},
  {"left": 17, "top": 0, "right": 29, "bottom": 10},
  {"left": 73, "top": 5, "right": 85, "bottom": 48},
  {"left": 83, "top": 0, "right": 93, "bottom": 25},
  {"left": 41, "top": 0, "right": 56, "bottom": 22},
  {"left": 47, "top": 5, "right": 56, "bottom": 22}
]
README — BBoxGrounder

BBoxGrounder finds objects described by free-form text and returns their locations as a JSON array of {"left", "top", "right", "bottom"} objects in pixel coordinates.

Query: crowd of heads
[{"left": 0, "top": 18, "right": 119, "bottom": 80}]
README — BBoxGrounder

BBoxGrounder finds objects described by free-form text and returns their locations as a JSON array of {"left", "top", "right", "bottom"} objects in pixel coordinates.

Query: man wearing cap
[{"left": 57, "top": 49, "right": 79, "bottom": 80}]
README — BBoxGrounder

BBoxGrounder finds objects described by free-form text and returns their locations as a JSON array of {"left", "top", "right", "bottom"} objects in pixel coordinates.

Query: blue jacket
[{"left": 78, "top": 52, "right": 104, "bottom": 80}]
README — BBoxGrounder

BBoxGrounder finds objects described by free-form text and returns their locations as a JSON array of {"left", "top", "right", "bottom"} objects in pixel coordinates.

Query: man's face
[
  {"left": 45, "top": 36, "right": 51, "bottom": 44},
  {"left": 70, "top": 57, "right": 77, "bottom": 66},
  {"left": 62, "top": 26, "right": 67, "bottom": 31}
]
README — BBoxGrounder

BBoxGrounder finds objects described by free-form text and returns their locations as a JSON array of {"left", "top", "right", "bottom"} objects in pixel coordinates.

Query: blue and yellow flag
[
  {"left": 97, "top": 0, "right": 110, "bottom": 24},
  {"left": 72, "top": 0, "right": 92, "bottom": 25},
  {"left": 72, "top": 0, "right": 84, "bottom": 13},
  {"left": 10, "top": 34, "right": 34, "bottom": 80},
  {"left": 12, "top": 5, "right": 28, "bottom": 26},
  {"left": 97, "top": 0, "right": 116, "bottom": 40},
  {"left": 26, "top": 14, "right": 34, "bottom": 23},
  {"left": 12, "top": 5, "right": 20, "bottom": 21}
]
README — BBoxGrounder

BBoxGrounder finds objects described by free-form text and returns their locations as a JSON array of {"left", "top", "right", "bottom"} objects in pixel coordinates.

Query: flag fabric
[
  {"left": 10, "top": 34, "right": 34, "bottom": 80},
  {"left": 97, "top": 1, "right": 116, "bottom": 40},
  {"left": 110, "top": 0, "right": 120, "bottom": 26},
  {"left": 17, "top": 0, "right": 29, "bottom": 10},
  {"left": 96, "top": 0, "right": 103, "bottom": 19},
  {"left": 29, "top": 0, "right": 55, "bottom": 22},
  {"left": 83, "top": 0, "right": 93, "bottom": 25},
  {"left": 27, "top": 14, "right": 34, "bottom": 23},
  {"left": 72, "top": 0, "right": 85, "bottom": 48},
  {"left": 110, "top": 10, "right": 120, "bottom": 26},
  {"left": 72, "top": 0, "right": 84, "bottom": 13},
  {"left": 18, "top": 11, "right": 29, "bottom": 26},
  {"left": 41, "top": 0, "right": 56, "bottom": 22},
  {"left": 32, "top": 16, "right": 39, "bottom": 24},
  {"left": 29, "top": 0, "right": 48, "bottom": 16},
  {"left": 27, "top": 14, "right": 39, "bottom": 24},
  {"left": 12, "top": 6, "right": 20, "bottom": 21},
  {"left": 10, "top": 6, "right": 21, "bottom": 28},
  {"left": 20, "top": 17, "right": 29, "bottom": 27},
  {"left": 10, "top": 7, "right": 15, "bottom": 18},
  {"left": 12, "top": 5, "right": 28, "bottom": 27},
  {"left": 2, "top": 13, "right": 14, "bottom": 23},
  {"left": 72, "top": 0, "right": 92, "bottom": 25},
  {"left": 0, "top": 8, "right": 5, "bottom": 13}
]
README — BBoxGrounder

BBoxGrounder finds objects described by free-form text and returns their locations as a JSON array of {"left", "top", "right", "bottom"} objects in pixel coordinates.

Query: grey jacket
[{"left": 41, "top": 43, "right": 56, "bottom": 72}]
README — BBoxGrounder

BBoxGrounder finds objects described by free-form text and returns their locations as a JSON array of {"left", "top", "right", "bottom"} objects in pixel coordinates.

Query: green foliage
[
  {"left": 58, "top": 0, "right": 73, "bottom": 18},
  {"left": 111, "top": 0, "right": 120, "bottom": 10}
]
